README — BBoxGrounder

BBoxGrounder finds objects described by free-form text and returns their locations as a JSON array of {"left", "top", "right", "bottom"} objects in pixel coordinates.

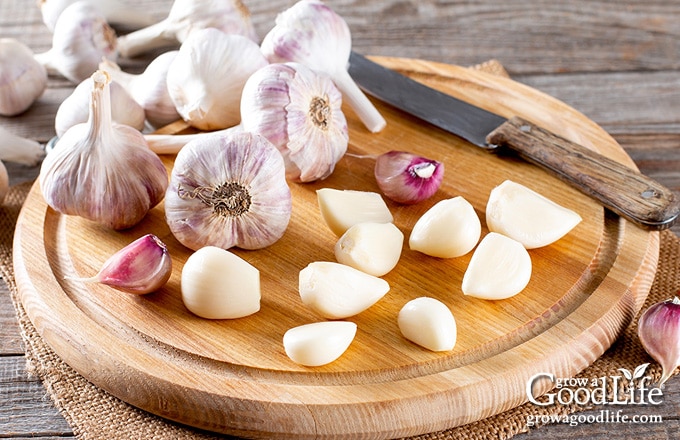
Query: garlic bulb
[
  {"left": 241, "top": 62, "right": 348, "bottom": 182},
  {"left": 34, "top": 1, "right": 118, "bottom": 83},
  {"left": 0, "top": 39, "right": 47, "bottom": 117},
  {"left": 116, "top": 0, "right": 258, "bottom": 58},
  {"left": 67, "top": 234, "right": 172, "bottom": 294},
  {"left": 637, "top": 296, "right": 680, "bottom": 387},
  {"left": 0, "top": 127, "right": 45, "bottom": 166},
  {"left": 398, "top": 297, "right": 457, "bottom": 352},
  {"left": 181, "top": 246, "right": 261, "bottom": 319},
  {"left": 283, "top": 321, "right": 357, "bottom": 367},
  {"left": 55, "top": 76, "right": 145, "bottom": 137},
  {"left": 166, "top": 28, "right": 268, "bottom": 130},
  {"left": 40, "top": 0, "right": 156, "bottom": 32},
  {"left": 39, "top": 70, "right": 168, "bottom": 230},
  {"left": 165, "top": 131, "right": 292, "bottom": 251},
  {"left": 99, "top": 52, "right": 180, "bottom": 128},
  {"left": 261, "top": 0, "right": 386, "bottom": 133},
  {"left": 0, "top": 160, "right": 8, "bottom": 204},
  {"left": 316, "top": 188, "right": 393, "bottom": 237}
]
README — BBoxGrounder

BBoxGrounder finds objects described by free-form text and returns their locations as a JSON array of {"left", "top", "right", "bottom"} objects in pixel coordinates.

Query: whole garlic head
[
  {"left": 0, "top": 39, "right": 47, "bottom": 117},
  {"left": 241, "top": 62, "right": 348, "bottom": 182},
  {"left": 166, "top": 28, "right": 268, "bottom": 131}
]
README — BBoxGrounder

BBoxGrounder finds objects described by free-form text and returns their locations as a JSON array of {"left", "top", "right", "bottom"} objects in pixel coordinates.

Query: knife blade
[{"left": 348, "top": 51, "right": 680, "bottom": 230}]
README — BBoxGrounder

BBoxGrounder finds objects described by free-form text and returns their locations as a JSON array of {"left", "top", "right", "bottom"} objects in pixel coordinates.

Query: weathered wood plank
[{"left": 0, "top": 282, "right": 23, "bottom": 355}]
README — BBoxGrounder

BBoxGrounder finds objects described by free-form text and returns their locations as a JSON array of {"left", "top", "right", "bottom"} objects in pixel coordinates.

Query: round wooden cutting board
[{"left": 14, "top": 57, "right": 659, "bottom": 439}]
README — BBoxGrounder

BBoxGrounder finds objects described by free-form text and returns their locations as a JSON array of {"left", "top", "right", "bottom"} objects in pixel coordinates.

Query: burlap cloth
[{"left": 1, "top": 61, "right": 678, "bottom": 439}]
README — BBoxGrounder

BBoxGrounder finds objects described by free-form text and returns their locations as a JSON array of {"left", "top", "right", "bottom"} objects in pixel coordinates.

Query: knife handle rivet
[
  {"left": 520, "top": 124, "right": 532, "bottom": 133},
  {"left": 641, "top": 189, "right": 658, "bottom": 199}
]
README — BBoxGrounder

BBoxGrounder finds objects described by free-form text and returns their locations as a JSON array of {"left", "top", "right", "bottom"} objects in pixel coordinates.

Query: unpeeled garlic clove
[
  {"left": 316, "top": 188, "right": 393, "bottom": 237},
  {"left": 240, "top": 62, "right": 349, "bottom": 182},
  {"left": 0, "top": 38, "right": 47, "bottom": 117},
  {"left": 409, "top": 196, "right": 481, "bottom": 259},
  {"left": 34, "top": 1, "right": 118, "bottom": 83},
  {"left": 283, "top": 321, "right": 357, "bottom": 367},
  {"left": 40, "top": 0, "right": 156, "bottom": 32},
  {"left": 334, "top": 222, "right": 403, "bottom": 277},
  {"left": 374, "top": 151, "right": 444, "bottom": 204},
  {"left": 0, "top": 127, "right": 45, "bottom": 166},
  {"left": 0, "top": 160, "right": 8, "bottom": 204},
  {"left": 299, "top": 261, "right": 390, "bottom": 319},
  {"left": 67, "top": 234, "right": 171, "bottom": 294},
  {"left": 486, "top": 180, "right": 582, "bottom": 249},
  {"left": 461, "top": 232, "right": 532, "bottom": 300},
  {"left": 181, "top": 246, "right": 260, "bottom": 320},
  {"left": 637, "top": 296, "right": 680, "bottom": 387},
  {"left": 398, "top": 297, "right": 457, "bottom": 352},
  {"left": 166, "top": 28, "right": 268, "bottom": 131}
]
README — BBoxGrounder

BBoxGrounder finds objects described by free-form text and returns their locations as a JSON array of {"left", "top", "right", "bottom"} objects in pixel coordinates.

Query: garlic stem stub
[
  {"left": 40, "top": 0, "right": 156, "bottom": 32},
  {"left": 67, "top": 234, "right": 171, "bottom": 294},
  {"left": 39, "top": 70, "right": 168, "bottom": 230},
  {"left": 241, "top": 62, "right": 349, "bottom": 182},
  {"left": 0, "top": 38, "right": 48, "bottom": 117},
  {"left": 374, "top": 151, "right": 444, "bottom": 204},
  {"left": 283, "top": 321, "right": 357, "bottom": 367},
  {"left": 165, "top": 131, "right": 292, "bottom": 251},
  {"left": 166, "top": 28, "right": 268, "bottom": 131},
  {"left": 116, "top": 0, "right": 258, "bottom": 58},
  {"left": 144, "top": 125, "right": 242, "bottom": 155},
  {"left": 261, "top": 0, "right": 386, "bottom": 133},
  {"left": 0, "top": 127, "right": 45, "bottom": 166},
  {"left": 637, "top": 296, "right": 680, "bottom": 387}
]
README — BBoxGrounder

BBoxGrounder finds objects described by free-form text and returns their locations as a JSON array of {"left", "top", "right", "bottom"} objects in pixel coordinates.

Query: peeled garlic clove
[
  {"left": 261, "top": 0, "right": 385, "bottom": 133},
  {"left": 165, "top": 131, "right": 292, "bottom": 251},
  {"left": 299, "top": 261, "right": 390, "bottom": 319},
  {"left": 181, "top": 246, "right": 260, "bottom": 319},
  {"left": 398, "top": 297, "right": 457, "bottom": 352},
  {"left": 637, "top": 296, "right": 680, "bottom": 387},
  {"left": 166, "top": 28, "right": 268, "bottom": 131},
  {"left": 40, "top": 70, "right": 168, "bottom": 230},
  {"left": 409, "top": 196, "right": 481, "bottom": 259},
  {"left": 462, "top": 232, "right": 532, "bottom": 300},
  {"left": 0, "top": 160, "right": 8, "bottom": 204},
  {"left": 317, "top": 188, "right": 393, "bottom": 237},
  {"left": 0, "top": 38, "right": 47, "bottom": 117},
  {"left": 240, "top": 62, "right": 349, "bottom": 182},
  {"left": 0, "top": 127, "right": 45, "bottom": 166},
  {"left": 335, "top": 222, "right": 403, "bottom": 277},
  {"left": 374, "top": 151, "right": 444, "bottom": 204},
  {"left": 34, "top": 2, "right": 118, "bottom": 83},
  {"left": 55, "top": 76, "right": 145, "bottom": 137},
  {"left": 67, "top": 234, "right": 171, "bottom": 294},
  {"left": 486, "top": 180, "right": 582, "bottom": 249},
  {"left": 283, "top": 321, "right": 357, "bottom": 367}
]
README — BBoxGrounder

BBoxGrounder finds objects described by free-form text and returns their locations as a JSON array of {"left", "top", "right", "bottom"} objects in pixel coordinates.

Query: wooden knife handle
[{"left": 486, "top": 116, "right": 680, "bottom": 230}]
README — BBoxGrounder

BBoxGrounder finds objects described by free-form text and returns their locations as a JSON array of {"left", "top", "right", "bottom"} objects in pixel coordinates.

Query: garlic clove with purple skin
[
  {"left": 374, "top": 150, "right": 445, "bottom": 204},
  {"left": 0, "top": 160, "right": 8, "bottom": 204},
  {"left": 67, "top": 234, "right": 172, "bottom": 295},
  {"left": 638, "top": 296, "right": 680, "bottom": 387},
  {"left": 241, "top": 62, "right": 349, "bottom": 182}
]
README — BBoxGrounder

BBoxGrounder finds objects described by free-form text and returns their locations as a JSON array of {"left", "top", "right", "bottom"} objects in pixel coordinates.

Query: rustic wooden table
[{"left": 1, "top": 0, "right": 679, "bottom": 439}]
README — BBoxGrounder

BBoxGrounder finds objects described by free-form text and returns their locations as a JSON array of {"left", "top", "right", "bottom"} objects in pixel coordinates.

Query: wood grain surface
[{"left": 12, "top": 56, "right": 659, "bottom": 439}]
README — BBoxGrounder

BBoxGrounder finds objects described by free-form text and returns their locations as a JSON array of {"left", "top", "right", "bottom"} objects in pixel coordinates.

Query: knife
[{"left": 347, "top": 51, "right": 680, "bottom": 230}]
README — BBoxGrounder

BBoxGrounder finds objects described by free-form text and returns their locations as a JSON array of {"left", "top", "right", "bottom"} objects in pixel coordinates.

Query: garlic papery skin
[
  {"left": 486, "top": 180, "right": 582, "bottom": 249},
  {"left": 334, "top": 222, "right": 403, "bottom": 277},
  {"left": 40, "top": 0, "right": 156, "bottom": 32},
  {"left": 461, "top": 232, "right": 532, "bottom": 301},
  {"left": 34, "top": 1, "right": 118, "bottom": 84},
  {"left": 166, "top": 28, "right": 268, "bottom": 131},
  {"left": 283, "top": 321, "right": 357, "bottom": 367},
  {"left": 0, "top": 39, "right": 47, "bottom": 117},
  {"left": 181, "top": 246, "right": 260, "bottom": 320},
  {"left": 55, "top": 76, "right": 145, "bottom": 137},
  {"left": 374, "top": 151, "right": 444, "bottom": 204},
  {"left": 0, "top": 127, "right": 45, "bottom": 166},
  {"left": 240, "top": 62, "right": 349, "bottom": 182},
  {"left": 67, "top": 234, "right": 171, "bottom": 294},
  {"left": 0, "top": 160, "right": 8, "bottom": 204},
  {"left": 299, "top": 261, "right": 390, "bottom": 319},
  {"left": 39, "top": 70, "right": 168, "bottom": 230},
  {"left": 99, "top": 52, "right": 180, "bottom": 128},
  {"left": 316, "top": 188, "right": 394, "bottom": 237},
  {"left": 116, "top": 0, "right": 258, "bottom": 58},
  {"left": 409, "top": 197, "right": 481, "bottom": 259},
  {"left": 637, "top": 296, "right": 680, "bottom": 387},
  {"left": 398, "top": 297, "right": 457, "bottom": 352},
  {"left": 260, "top": 0, "right": 386, "bottom": 133},
  {"left": 165, "top": 131, "right": 292, "bottom": 251}
]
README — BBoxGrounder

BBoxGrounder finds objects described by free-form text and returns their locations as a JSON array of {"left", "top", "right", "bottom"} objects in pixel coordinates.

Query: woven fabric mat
[{"left": 1, "top": 60, "right": 678, "bottom": 439}]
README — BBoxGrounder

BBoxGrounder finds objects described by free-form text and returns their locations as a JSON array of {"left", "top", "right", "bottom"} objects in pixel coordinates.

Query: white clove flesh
[
  {"left": 316, "top": 188, "right": 393, "bottom": 237},
  {"left": 283, "top": 321, "right": 357, "bottom": 367},
  {"left": 335, "top": 222, "right": 403, "bottom": 277},
  {"left": 398, "top": 297, "right": 457, "bottom": 352}
]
